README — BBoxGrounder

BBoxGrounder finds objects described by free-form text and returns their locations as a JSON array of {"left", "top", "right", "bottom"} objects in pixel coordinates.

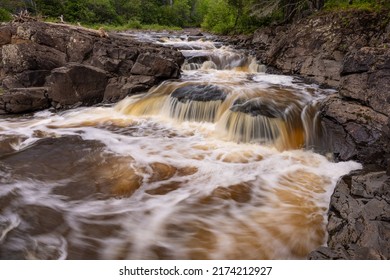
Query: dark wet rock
[
  {"left": 46, "top": 63, "right": 109, "bottom": 108},
  {"left": 1, "top": 136, "right": 104, "bottom": 181},
  {"left": 0, "top": 191, "right": 18, "bottom": 212},
  {"left": 89, "top": 41, "right": 139, "bottom": 74},
  {"left": 309, "top": 167, "right": 390, "bottom": 259},
  {"left": 104, "top": 75, "right": 157, "bottom": 102},
  {"left": 1, "top": 42, "right": 67, "bottom": 74},
  {"left": 131, "top": 52, "right": 182, "bottom": 78},
  {"left": 18, "top": 205, "right": 65, "bottom": 235},
  {"left": 0, "top": 25, "right": 13, "bottom": 46},
  {"left": 251, "top": 11, "right": 390, "bottom": 88},
  {"left": 171, "top": 84, "right": 227, "bottom": 103},
  {"left": 186, "top": 55, "right": 209, "bottom": 64},
  {"left": 340, "top": 47, "right": 390, "bottom": 117},
  {"left": 308, "top": 244, "right": 386, "bottom": 260},
  {"left": 0, "top": 87, "right": 50, "bottom": 114},
  {"left": 2, "top": 70, "right": 50, "bottom": 89},
  {"left": 320, "top": 94, "right": 390, "bottom": 165},
  {"left": 231, "top": 98, "right": 285, "bottom": 118},
  {"left": 187, "top": 30, "right": 203, "bottom": 37},
  {"left": 0, "top": 21, "right": 184, "bottom": 114}
]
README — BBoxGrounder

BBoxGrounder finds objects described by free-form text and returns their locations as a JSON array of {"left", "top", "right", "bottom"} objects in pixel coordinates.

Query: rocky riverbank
[
  {"left": 243, "top": 10, "right": 390, "bottom": 259},
  {"left": 0, "top": 21, "right": 184, "bottom": 114}
]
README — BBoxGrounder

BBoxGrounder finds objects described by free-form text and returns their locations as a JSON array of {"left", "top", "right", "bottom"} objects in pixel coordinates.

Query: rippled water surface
[{"left": 0, "top": 32, "right": 361, "bottom": 259}]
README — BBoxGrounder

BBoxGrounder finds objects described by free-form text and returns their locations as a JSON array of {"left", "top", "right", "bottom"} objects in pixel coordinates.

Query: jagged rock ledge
[
  {"left": 0, "top": 21, "right": 184, "bottom": 114},
  {"left": 243, "top": 10, "right": 390, "bottom": 259}
]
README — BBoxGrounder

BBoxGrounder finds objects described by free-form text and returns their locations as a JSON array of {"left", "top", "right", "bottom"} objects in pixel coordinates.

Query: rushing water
[{"left": 0, "top": 32, "right": 361, "bottom": 260}]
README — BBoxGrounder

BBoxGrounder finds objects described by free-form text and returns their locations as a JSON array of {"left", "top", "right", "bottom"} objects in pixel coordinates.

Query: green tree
[
  {"left": 228, "top": 0, "right": 245, "bottom": 28},
  {"left": 202, "top": 0, "right": 235, "bottom": 34},
  {"left": 34, "top": 0, "right": 65, "bottom": 17},
  {"left": 87, "top": 0, "right": 119, "bottom": 23},
  {"left": 111, "top": 0, "right": 141, "bottom": 21}
]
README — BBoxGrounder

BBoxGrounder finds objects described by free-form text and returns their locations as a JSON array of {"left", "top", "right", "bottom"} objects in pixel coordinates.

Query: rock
[
  {"left": 230, "top": 98, "right": 286, "bottom": 118},
  {"left": 16, "top": 21, "right": 97, "bottom": 61},
  {"left": 90, "top": 41, "right": 139, "bottom": 74},
  {"left": 171, "top": 84, "right": 227, "bottom": 102},
  {"left": 0, "top": 87, "right": 49, "bottom": 114},
  {"left": 104, "top": 75, "right": 157, "bottom": 102},
  {"left": 310, "top": 167, "right": 390, "bottom": 259},
  {"left": 131, "top": 52, "right": 181, "bottom": 78},
  {"left": 46, "top": 63, "right": 109, "bottom": 108},
  {"left": 187, "top": 30, "right": 203, "bottom": 37},
  {"left": 18, "top": 205, "right": 64, "bottom": 235},
  {"left": 0, "top": 25, "right": 13, "bottom": 46},
  {"left": 186, "top": 55, "right": 209, "bottom": 64},
  {"left": 2, "top": 70, "right": 50, "bottom": 89},
  {"left": 251, "top": 11, "right": 390, "bottom": 87},
  {"left": 308, "top": 244, "right": 385, "bottom": 260},
  {"left": 321, "top": 94, "right": 390, "bottom": 165},
  {"left": 1, "top": 42, "right": 66, "bottom": 74},
  {"left": 0, "top": 21, "right": 184, "bottom": 114},
  {"left": 340, "top": 47, "right": 390, "bottom": 116}
]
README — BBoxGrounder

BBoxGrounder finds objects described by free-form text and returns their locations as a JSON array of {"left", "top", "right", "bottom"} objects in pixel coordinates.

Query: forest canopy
[{"left": 0, "top": 0, "right": 389, "bottom": 34}]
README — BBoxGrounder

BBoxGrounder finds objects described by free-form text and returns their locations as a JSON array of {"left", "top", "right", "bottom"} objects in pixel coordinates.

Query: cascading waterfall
[{"left": 0, "top": 31, "right": 361, "bottom": 260}]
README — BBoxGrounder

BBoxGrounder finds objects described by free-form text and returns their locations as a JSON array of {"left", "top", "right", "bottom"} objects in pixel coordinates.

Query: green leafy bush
[{"left": 0, "top": 7, "right": 12, "bottom": 22}]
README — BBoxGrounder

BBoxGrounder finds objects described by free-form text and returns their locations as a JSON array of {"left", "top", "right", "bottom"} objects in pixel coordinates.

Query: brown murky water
[{"left": 0, "top": 32, "right": 360, "bottom": 259}]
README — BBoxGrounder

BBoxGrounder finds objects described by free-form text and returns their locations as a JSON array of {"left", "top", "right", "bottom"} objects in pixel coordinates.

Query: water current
[{"left": 0, "top": 31, "right": 361, "bottom": 259}]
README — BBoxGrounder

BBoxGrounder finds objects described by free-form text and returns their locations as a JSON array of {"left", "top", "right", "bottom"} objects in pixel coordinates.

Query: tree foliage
[{"left": 0, "top": 0, "right": 388, "bottom": 31}]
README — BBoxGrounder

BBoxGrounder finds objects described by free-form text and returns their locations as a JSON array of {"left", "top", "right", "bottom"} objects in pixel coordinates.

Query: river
[{"left": 0, "top": 31, "right": 361, "bottom": 259}]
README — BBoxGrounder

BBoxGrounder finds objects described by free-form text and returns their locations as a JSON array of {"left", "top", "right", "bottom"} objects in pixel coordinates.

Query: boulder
[
  {"left": 2, "top": 70, "right": 51, "bottom": 89},
  {"left": 90, "top": 41, "right": 138, "bottom": 75},
  {"left": 230, "top": 98, "right": 287, "bottom": 118},
  {"left": 321, "top": 95, "right": 390, "bottom": 165},
  {"left": 0, "top": 25, "right": 13, "bottom": 46},
  {"left": 46, "top": 63, "right": 109, "bottom": 108},
  {"left": 309, "top": 167, "right": 390, "bottom": 259},
  {"left": 18, "top": 204, "right": 64, "bottom": 235},
  {"left": 16, "top": 21, "right": 97, "bottom": 61},
  {"left": 104, "top": 75, "right": 157, "bottom": 102},
  {"left": 131, "top": 52, "right": 181, "bottom": 78},
  {"left": 171, "top": 84, "right": 227, "bottom": 102},
  {"left": 340, "top": 47, "right": 390, "bottom": 116},
  {"left": 1, "top": 42, "right": 66, "bottom": 74},
  {"left": 0, "top": 87, "right": 49, "bottom": 114}
]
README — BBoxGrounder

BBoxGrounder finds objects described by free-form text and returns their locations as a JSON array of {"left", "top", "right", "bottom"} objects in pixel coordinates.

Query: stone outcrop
[
  {"left": 247, "top": 10, "right": 390, "bottom": 259},
  {"left": 251, "top": 11, "right": 389, "bottom": 88},
  {"left": 321, "top": 47, "right": 390, "bottom": 166},
  {"left": 308, "top": 167, "right": 390, "bottom": 260},
  {"left": 46, "top": 63, "right": 109, "bottom": 108},
  {"left": 0, "top": 87, "right": 49, "bottom": 114},
  {"left": 0, "top": 21, "right": 184, "bottom": 114}
]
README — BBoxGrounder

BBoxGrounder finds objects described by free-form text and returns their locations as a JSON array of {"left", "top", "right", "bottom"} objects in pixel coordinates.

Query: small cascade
[{"left": 116, "top": 78, "right": 325, "bottom": 150}]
